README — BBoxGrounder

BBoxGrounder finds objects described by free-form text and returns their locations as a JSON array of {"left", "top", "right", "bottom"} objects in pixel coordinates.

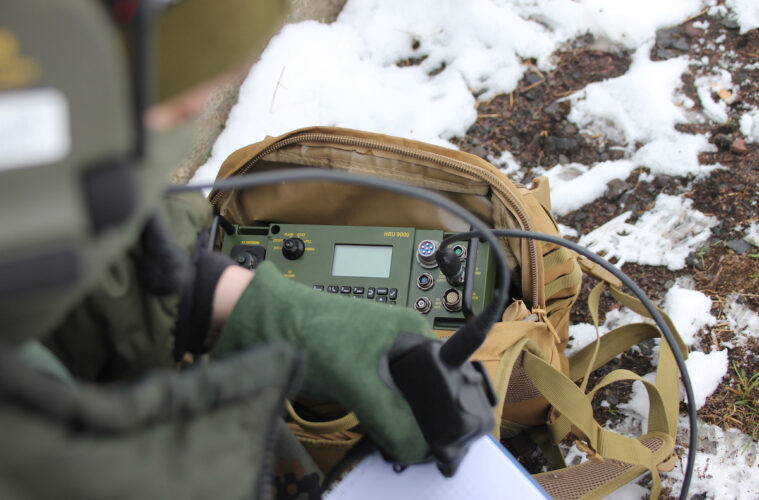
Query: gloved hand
[{"left": 214, "top": 261, "right": 435, "bottom": 464}]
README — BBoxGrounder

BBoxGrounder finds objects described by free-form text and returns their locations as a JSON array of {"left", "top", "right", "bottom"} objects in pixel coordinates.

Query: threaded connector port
[
  {"left": 414, "top": 296, "right": 432, "bottom": 314},
  {"left": 416, "top": 239, "right": 439, "bottom": 269},
  {"left": 452, "top": 244, "right": 467, "bottom": 261},
  {"left": 417, "top": 272, "right": 434, "bottom": 291},
  {"left": 442, "top": 288, "right": 463, "bottom": 312}
]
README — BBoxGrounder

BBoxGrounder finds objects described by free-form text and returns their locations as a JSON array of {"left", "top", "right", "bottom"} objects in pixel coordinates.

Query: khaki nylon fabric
[
  {"left": 206, "top": 127, "right": 700, "bottom": 500},
  {"left": 522, "top": 281, "right": 686, "bottom": 499}
]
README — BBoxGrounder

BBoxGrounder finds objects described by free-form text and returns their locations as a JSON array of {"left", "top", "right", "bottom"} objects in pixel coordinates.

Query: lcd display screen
[{"left": 331, "top": 245, "right": 393, "bottom": 278}]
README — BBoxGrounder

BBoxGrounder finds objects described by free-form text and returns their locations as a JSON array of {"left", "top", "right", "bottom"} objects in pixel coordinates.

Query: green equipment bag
[{"left": 209, "top": 127, "right": 687, "bottom": 499}]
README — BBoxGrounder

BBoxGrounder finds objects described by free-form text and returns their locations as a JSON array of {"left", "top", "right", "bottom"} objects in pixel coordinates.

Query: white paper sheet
[{"left": 324, "top": 435, "right": 549, "bottom": 499}]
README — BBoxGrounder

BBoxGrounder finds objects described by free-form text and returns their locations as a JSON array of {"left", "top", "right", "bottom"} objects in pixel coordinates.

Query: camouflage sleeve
[{"left": 43, "top": 192, "right": 213, "bottom": 382}]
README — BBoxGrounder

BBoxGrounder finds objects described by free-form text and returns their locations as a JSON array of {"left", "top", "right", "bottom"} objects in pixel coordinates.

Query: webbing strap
[
  {"left": 586, "top": 369, "right": 670, "bottom": 436},
  {"left": 545, "top": 262, "right": 583, "bottom": 299},
  {"left": 285, "top": 401, "right": 359, "bottom": 434},
  {"left": 568, "top": 323, "right": 661, "bottom": 381},
  {"left": 578, "top": 283, "right": 603, "bottom": 393},
  {"left": 543, "top": 247, "right": 570, "bottom": 271},
  {"left": 522, "top": 352, "right": 669, "bottom": 498},
  {"left": 607, "top": 287, "right": 685, "bottom": 434},
  {"left": 527, "top": 425, "right": 567, "bottom": 469},
  {"left": 490, "top": 337, "right": 535, "bottom": 440},
  {"left": 607, "top": 287, "right": 687, "bottom": 356},
  {"left": 546, "top": 295, "right": 575, "bottom": 315},
  {"left": 536, "top": 280, "right": 687, "bottom": 499}
]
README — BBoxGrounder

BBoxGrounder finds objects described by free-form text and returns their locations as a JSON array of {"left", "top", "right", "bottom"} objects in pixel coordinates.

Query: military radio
[{"left": 216, "top": 220, "right": 497, "bottom": 330}]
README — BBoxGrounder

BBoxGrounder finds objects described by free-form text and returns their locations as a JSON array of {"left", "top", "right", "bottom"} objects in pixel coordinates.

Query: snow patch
[
  {"left": 540, "top": 160, "right": 635, "bottom": 216},
  {"left": 740, "top": 109, "right": 759, "bottom": 144},
  {"left": 619, "top": 372, "right": 657, "bottom": 431},
  {"left": 683, "top": 350, "right": 729, "bottom": 409},
  {"left": 695, "top": 69, "right": 736, "bottom": 123},
  {"left": 632, "top": 133, "right": 718, "bottom": 178},
  {"left": 512, "top": 0, "right": 706, "bottom": 49},
  {"left": 746, "top": 222, "right": 759, "bottom": 246},
  {"left": 578, "top": 194, "right": 719, "bottom": 270},
  {"left": 192, "top": 19, "right": 478, "bottom": 184},
  {"left": 488, "top": 151, "right": 522, "bottom": 178},
  {"left": 666, "top": 418, "right": 759, "bottom": 500},
  {"left": 567, "top": 45, "right": 691, "bottom": 147},
  {"left": 621, "top": 350, "right": 727, "bottom": 421},
  {"left": 726, "top": 0, "right": 759, "bottom": 34},
  {"left": 557, "top": 223, "right": 578, "bottom": 238},
  {"left": 725, "top": 294, "right": 759, "bottom": 343},
  {"left": 663, "top": 284, "right": 717, "bottom": 346}
]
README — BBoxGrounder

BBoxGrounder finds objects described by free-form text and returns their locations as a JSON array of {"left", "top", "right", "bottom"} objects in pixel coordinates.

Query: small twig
[
  {"left": 522, "top": 79, "right": 545, "bottom": 93},
  {"left": 509, "top": 91, "right": 514, "bottom": 108},
  {"left": 478, "top": 113, "right": 501, "bottom": 118},
  {"left": 269, "top": 66, "right": 286, "bottom": 114},
  {"left": 710, "top": 265, "right": 724, "bottom": 288},
  {"left": 684, "top": 8, "right": 709, "bottom": 23},
  {"left": 711, "top": 329, "right": 721, "bottom": 351}
]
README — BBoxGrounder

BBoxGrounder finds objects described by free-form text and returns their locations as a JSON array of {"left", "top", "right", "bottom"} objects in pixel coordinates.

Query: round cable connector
[
  {"left": 416, "top": 239, "right": 439, "bottom": 269},
  {"left": 414, "top": 296, "right": 432, "bottom": 314},
  {"left": 417, "top": 273, "right": 435, "bottom": 291},
  {"left": 443, "top": 289, "right": 463, "bottom": 313},
  {"left": 452, "top": 244, "right": 467, "bottom": 261}
]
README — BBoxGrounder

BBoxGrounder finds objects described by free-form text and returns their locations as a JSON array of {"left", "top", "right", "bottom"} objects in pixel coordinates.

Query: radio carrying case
[{"left": 209, "top": 126, "right": 686, "bottom": 499}]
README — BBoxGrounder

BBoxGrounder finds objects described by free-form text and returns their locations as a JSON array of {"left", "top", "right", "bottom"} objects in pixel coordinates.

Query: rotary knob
[{"left": 282, "top": 237, "right": 306, "bottom": 260}]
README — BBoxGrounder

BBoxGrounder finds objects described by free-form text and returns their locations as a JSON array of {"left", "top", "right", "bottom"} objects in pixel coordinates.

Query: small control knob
[
  {"left": 282, "top": 237, "right": 306, "bottom": 260},
  {"left": 236, "top": 253, "right": 258, "bottom": 269}
]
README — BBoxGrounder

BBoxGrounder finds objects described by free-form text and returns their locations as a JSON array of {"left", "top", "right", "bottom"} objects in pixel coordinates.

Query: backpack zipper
[{"left": 209, "top": 132, "right": 540, "bottom": 308}]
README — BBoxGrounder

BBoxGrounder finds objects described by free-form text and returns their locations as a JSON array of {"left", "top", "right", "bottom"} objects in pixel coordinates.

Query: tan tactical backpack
[{"left": 209, "top": 127, "right": 686, "bottom": 499}]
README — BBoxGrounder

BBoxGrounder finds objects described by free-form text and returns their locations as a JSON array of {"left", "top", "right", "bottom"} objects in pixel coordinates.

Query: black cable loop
[{"left": 439, "top": 229, "right": 696, "bottom": 500}]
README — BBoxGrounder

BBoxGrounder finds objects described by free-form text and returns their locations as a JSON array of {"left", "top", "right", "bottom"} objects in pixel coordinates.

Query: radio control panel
[{"left": 220, "top": 223, "right": 495, "bottom": 330}]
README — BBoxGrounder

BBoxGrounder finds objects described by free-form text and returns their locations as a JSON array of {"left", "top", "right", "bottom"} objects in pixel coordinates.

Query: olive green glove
[{"left": 214, "top": 261, "right": 435, "bottom": 463}]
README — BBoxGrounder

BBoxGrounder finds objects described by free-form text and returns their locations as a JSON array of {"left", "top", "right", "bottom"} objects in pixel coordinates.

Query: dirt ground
[{"left": 449, "top": 8, "right": 759, "bottom": 492}]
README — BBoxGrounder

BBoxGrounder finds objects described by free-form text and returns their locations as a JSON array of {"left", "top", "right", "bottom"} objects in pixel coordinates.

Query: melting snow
[{"left": 577, "top": 194, "right": 719, "bottom": 270}]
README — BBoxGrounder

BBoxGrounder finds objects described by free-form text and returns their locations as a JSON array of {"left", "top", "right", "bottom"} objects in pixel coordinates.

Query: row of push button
[{"left": 314, "top": 285, "right": 398, "bottom": 303}]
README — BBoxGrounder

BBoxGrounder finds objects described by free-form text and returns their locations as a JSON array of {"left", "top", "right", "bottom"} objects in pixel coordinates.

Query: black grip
[{"left": 388, "top": 332, "right": 496, "bottom": 476}]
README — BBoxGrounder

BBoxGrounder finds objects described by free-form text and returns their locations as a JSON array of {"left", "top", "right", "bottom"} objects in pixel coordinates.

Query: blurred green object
[
  {"left": 0, "top": 0, "right": 285, "bottom": 341},
  {"left": 216, "top": 261, "right": 436, "bottom": 464}
]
